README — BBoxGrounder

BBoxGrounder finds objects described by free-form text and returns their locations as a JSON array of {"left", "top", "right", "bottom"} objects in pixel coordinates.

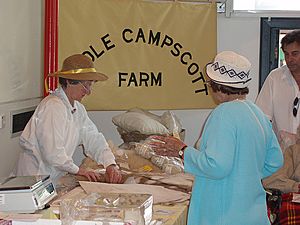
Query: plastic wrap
[
  {"left": 60, "top": 192, "right": 153, "bottom": 225},
  {"left": 131, "top": 138, "right": 184, "bottom": 174},
  {"left": 134, "top": 142, "right": 155, "bottom": 159},
  {"left": 161, "top": 111, "right": 182, "bottom": 140}
]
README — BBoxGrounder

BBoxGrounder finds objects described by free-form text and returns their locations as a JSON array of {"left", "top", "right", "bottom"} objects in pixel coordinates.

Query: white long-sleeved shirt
[
  {"left": 14, "top": 87, "right": 116, "bottom": 184},
  {"left": 256, "top": 65, "right": 299, "bottom": 137}
]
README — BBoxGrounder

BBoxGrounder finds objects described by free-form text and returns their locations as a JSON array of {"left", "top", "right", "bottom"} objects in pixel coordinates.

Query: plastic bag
[{"left": 131, "top": 138, "right": 184, "bottom": 174}]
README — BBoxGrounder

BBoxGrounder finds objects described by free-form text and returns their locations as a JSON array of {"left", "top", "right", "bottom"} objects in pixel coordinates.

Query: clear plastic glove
[
  {"left": 76, "top": 167, "right": 102, "bottom": 182},
  {"left": 104, "top": 164, "right": 123, "bottom": 184},
  {"left": 149, "top": 135, "right": 187, "bottom": 157}
]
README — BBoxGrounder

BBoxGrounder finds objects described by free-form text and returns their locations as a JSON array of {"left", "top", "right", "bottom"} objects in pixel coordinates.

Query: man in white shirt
[{"left": 256, "top": 30, "right": 300, "bottom": 142}]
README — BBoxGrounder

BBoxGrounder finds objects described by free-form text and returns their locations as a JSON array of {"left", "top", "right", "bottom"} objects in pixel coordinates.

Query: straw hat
[
  {"left": 206, "top": 51, "right": 251, "bottom": 88},
  {"left": 49, "top": 54, "right": 108, "bottom": 81}
]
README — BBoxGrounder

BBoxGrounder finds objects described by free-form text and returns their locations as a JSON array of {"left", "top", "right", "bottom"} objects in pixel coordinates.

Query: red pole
[{"left": 44, "top": 0, "right": 58, "bottom": 96}]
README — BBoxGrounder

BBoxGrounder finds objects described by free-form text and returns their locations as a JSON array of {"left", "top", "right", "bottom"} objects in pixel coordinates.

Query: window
[
  {"left": 259, "top": 18, "right": 300, "bottom": 89},
  {"left": 234, "top": 0, "right": 300, "bottom": 11},
  {"left": 10, "top": 107, "right": 36, "bottom": 137},
  {"left": 278, "top": 30, "right": 290, "bottom": 67}
]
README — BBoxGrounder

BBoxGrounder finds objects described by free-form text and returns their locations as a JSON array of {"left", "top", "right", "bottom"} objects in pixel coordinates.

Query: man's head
[
  {"left": 281, "top": 30, "right": 300, "bottom": 49},
  {"left": 281, "top": 30, "right": 300, "bottom": 75}
]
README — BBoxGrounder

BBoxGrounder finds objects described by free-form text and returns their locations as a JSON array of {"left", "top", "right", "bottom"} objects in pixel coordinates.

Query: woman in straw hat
[
  {"left": 150, "top": 51, "right": 283, "bottom": 225},
  {"left": 13, "top": 54, "right": 122, "bottom": 185}
]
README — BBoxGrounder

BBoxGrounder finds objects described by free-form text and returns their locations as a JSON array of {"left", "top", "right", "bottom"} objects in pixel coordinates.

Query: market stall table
[
  {"left": 1, "top": 146, "right": 192, "bottom": 225},
  {"left": 0, "top": 183, "right": 189, "bottom": 225}
]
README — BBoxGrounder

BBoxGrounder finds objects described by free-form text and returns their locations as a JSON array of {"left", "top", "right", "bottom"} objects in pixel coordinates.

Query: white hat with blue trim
[{"left": 206, "top": 51, "right": 252, "bottom": 88}]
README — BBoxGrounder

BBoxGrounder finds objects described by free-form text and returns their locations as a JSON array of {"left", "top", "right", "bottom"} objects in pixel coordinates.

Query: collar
[
  {"left": 282, "top": 65, "right": 299, "bottom": 93},
  {"left": 52, "top": 86, "right": 77, "bottom": 114}
]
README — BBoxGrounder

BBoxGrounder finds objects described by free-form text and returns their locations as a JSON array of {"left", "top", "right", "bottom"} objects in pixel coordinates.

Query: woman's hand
[
  {"left": 104, "top": 164, "right": 123, "bottom": 184},
  {"left": 149, "top": 135, "right": 187, "bottom": 157},
  {"left": 76, "top": 167, "right": 102, "bottom": 182}
]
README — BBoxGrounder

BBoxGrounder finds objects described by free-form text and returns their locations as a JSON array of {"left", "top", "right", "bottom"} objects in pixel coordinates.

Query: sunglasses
[{"left": 293, "top": 97, "right": 299, "bottom": 117}]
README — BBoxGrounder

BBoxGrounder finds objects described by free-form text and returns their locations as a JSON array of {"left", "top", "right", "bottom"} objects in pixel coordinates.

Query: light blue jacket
[{"left": 184, "top": 100, "right": 283, "bottom": 225}]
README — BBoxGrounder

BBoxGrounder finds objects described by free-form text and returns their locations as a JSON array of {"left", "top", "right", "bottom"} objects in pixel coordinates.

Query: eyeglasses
[
  {"left": 293, "top": 97, "right": 299, "bottom": 117},
  {"left": 79, "top": 81, "right": 93, "bottom": 93}
]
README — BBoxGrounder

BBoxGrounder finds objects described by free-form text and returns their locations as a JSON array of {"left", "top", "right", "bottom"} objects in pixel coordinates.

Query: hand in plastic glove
[
  {"left": 105, "top": 164, "right": 123, "bottom": 184},
  {"left": 149, "top": 135, "right": 187, "bottom": 157},
  {"left": 77, "top": 167, "right": 102, "bottom": 182}
]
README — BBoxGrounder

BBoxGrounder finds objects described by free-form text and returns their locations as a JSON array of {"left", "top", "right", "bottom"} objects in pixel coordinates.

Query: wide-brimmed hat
[
  {"left": 206, "top": 51, "right": 251, "bottom": 88},
  {"left": 49, "top": 54, "right": 108, "bottom": 81}
]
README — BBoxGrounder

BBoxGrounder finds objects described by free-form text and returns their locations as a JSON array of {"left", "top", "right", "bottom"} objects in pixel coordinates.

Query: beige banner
[{"left": 59, "top": 0, "right": 217, "bottom": 110}]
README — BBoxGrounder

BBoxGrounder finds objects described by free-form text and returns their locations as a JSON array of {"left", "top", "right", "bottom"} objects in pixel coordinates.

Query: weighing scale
[{"left": 0, "top": 175, "right": 57, "bottom": 213}]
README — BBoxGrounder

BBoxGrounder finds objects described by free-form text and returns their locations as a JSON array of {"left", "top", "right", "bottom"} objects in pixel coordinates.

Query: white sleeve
[
  {"left": 36, "top": 100, "right": 79, "bottom": 174},
  {"left": 79, "top": 108, "right": 116, "bottom": 168},
  {"left": 255, "top": 74, "right": 274, "bottom": 121}
]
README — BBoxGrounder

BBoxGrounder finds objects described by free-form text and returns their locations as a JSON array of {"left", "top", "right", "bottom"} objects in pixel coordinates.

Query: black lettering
[
  {"left": 151, "top": 72, "right": 162, "bottom": 86},
  {"left": 118, "top": 71, "right": 162, "bottom": 87},
  {"left": 101, "top": 33, "right": 115, "bottom": 51},
  {"left": 195, "top": 86, "right": 209, "bottom": 95},
  {"left": 140, "top": 72, "right": 149, "bottom": 87},
  {"left": 160, "top": 35, "right": 173, "bottom": 48},
  {"left": 122, "top": 28, "right": 133, "bottom": 43},
  {"left": 89, "top": 45, "right": 105, "bottom": 59},
  {"left": 192, "top": 72, "right": 205, "bottom": 83},
  {"left": 188, "top": 63, "right": 199, "bottom": 75},
  {"left": 148, "top": 30, "right": 161, "bottom": 46},
  {"left": 136, "top": 28, "right": 146, "bottom": 43},
  {"left": 82, "top": 51, "right": 95, "bottom": 62},
  {"left": 171, "top": 43, "right": 183, "bottom": 57},
  {"left": 181, "top": 52, "right": 192, "bottom": 65},
  {"left": 128, "top": 72, "right": 138, "bottom": 87},
  {"left": 118, "top": 72, "right": 128, "bottom": 87}
]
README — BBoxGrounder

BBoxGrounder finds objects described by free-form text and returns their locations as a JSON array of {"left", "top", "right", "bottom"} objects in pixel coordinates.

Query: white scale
[{"left": 0, "top": 175, "right": 57, "bottom": 213}]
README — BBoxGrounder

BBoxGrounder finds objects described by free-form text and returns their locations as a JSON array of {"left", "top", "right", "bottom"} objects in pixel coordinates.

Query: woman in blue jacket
[{"left": 151, "top": 51, "right": 283, "bottom": 225}]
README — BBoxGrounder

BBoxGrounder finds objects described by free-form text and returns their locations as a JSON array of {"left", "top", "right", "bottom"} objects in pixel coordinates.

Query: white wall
[
  {"left": 88, "top": 109, "right": 212, "bottom": 147},
  {"left": 0, "top": 1, "right": 299, "bottom": 177},
  {"left": 0, "top": 1, "right": 43, "bottom": 103},
  {"left": 0, "top": 0, "right": 43, "bottom": 177},
  {"left": 0, "top": 99, "right": 42, "bottom": 177}
]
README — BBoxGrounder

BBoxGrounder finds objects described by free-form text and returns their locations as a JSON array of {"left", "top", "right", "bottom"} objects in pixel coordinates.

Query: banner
[{"left": 58, "top": 0, "right": 217, "bottom": 110}]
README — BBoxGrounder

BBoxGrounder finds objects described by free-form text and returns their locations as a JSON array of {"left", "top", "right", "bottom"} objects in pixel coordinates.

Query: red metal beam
[{"left": 44, "top": 0, "right": 58, "bottom": 96}]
